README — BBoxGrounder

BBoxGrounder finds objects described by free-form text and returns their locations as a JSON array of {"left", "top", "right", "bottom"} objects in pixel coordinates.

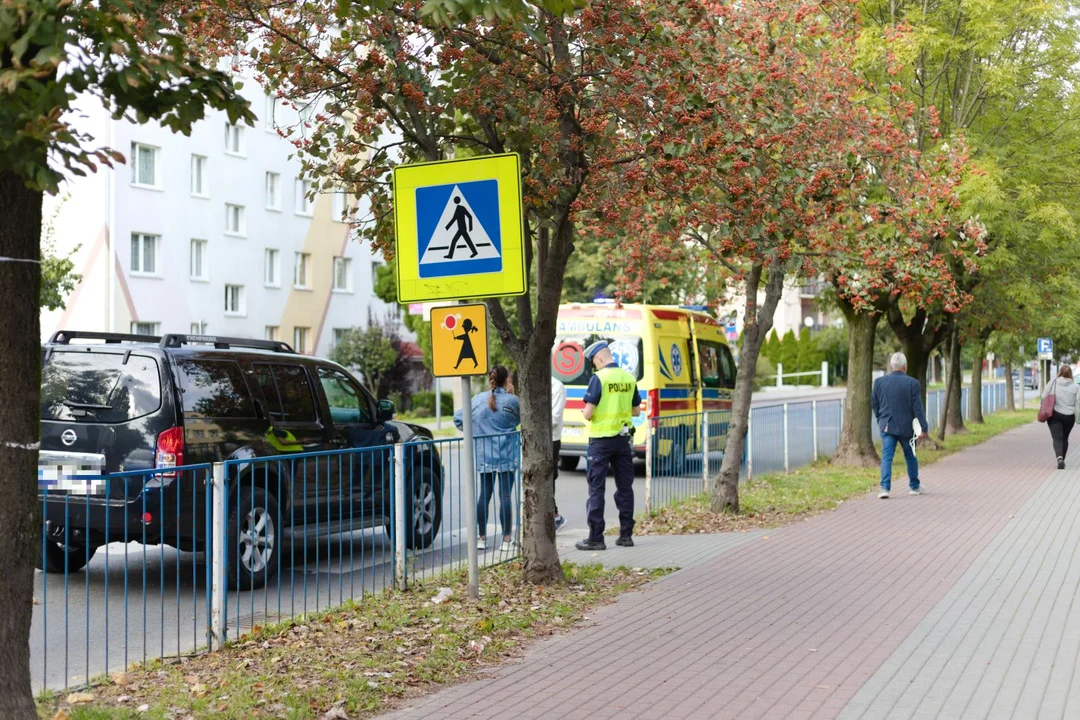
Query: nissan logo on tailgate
[{"left": 61, "top": 429, "right": 77, "bottom": 447}]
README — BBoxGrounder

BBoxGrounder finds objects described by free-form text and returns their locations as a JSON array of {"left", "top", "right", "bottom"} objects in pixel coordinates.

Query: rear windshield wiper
[{"left": 61, "top": 401, "right": 113, "bottom": 411}]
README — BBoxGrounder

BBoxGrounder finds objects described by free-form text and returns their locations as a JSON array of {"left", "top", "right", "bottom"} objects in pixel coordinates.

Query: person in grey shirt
[{"left": 1043, "top": 365, "right": 1080, "bottom": 469}]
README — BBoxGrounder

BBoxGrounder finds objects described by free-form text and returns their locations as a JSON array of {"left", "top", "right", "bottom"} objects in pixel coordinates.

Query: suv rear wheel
[
  {"left": 37, "top": 537, "right": 97, "bottom": 573},
  {"left": 227, "top": 487, "right": 279, "bottom": 591}
]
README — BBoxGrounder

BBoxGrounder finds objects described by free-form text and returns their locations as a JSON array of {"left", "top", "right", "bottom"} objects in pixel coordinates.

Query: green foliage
[
  {"left": 777, "top": 330, "right": 798, "bottom": 375},
  {"left": 752, "top": 354, "right": 775, "bottom": 392},
  {"left": 0, "top": 0, "right": 254, "bottom": 194},
  {"left": 795, "top": 328, "right": 825, "bottom": 381},
  {"left": 331, "top": 323, "right": 411, "bottom": 400},
  {"left": 421, "top": 0, "right": 586, "bottom": 24},
  {"left": 815, "top": 325, "right": 850, "bottom": 383},
  {"left": 408, "top": 391, "right": 454, "bottom": 417},
  {"left": 39, "top": 195, "right": 79, "bottom": 310}
]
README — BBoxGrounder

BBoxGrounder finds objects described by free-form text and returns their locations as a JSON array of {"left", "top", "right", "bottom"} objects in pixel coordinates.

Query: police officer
[{"left": 575, "top": 340, "right": 641, "bottom": 551}]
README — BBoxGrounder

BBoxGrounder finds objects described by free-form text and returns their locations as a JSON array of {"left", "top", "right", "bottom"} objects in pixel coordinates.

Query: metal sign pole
[{"left": 460, "top": 375, "right": 479, "bottom": 600}]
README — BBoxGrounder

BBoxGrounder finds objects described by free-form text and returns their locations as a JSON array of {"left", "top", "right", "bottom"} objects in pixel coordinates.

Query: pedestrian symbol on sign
[{"left": 417, "top": 180, "right": 502, "bottom": 278}]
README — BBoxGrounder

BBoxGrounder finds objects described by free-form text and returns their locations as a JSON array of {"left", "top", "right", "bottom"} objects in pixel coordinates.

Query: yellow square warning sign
[
  {"left": 394, "top": 153, "right": 526, "bottom": 303},
  {"left": 430, "top": 304, "right": 489, "bottom": 378}
]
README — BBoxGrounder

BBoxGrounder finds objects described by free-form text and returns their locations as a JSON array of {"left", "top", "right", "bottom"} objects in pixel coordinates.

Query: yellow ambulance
[{"left": 551, "top": 302, "right": 737, "bottom": 472}]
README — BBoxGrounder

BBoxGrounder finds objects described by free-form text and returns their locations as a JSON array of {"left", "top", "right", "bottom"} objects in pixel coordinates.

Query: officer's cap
[{"left": 584, "top": 340, "right": 609, "bottom": 361}]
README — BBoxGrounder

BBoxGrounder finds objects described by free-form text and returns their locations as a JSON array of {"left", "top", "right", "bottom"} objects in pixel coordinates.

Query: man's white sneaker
[
  {"left": 910, "top": 489, "right": 922, "bottom": 496},
  {"left": 878, "top": 491, "right": 890, "bottom": 499},
  {"left": 477, "top": 537, "right": 487, "bottom": 551}
]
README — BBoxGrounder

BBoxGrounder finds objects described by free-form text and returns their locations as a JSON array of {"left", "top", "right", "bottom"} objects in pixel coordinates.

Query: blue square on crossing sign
[{"left": 416, "top": 179, "right": 503, "bottom": 279}]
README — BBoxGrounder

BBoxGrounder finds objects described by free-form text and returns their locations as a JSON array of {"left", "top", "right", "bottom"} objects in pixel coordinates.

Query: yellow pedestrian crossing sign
[
  {"left": 430, "top": 304, "right": 489, "bottom": 378},
  {"left": 394, "top": 153, "right": 526, "bottom": 303}
]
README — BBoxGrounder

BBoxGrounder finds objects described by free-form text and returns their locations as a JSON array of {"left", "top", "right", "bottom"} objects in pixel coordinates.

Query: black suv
[{"left": 37, "top": 331, "right": 443, "bottom": 589}]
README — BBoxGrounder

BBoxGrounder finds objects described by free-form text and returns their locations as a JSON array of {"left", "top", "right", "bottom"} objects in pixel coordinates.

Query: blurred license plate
[
  {"left": 564, "top": 427, "right": 584, "bottom": 437},
  {"left": 38, "top": 452, "right": 106, "bottom": 495}
]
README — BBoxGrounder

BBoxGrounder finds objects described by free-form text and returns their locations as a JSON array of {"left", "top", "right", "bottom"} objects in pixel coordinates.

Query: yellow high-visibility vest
[{"left": 588, "top": 366, "right": 637, "bottom": 438}]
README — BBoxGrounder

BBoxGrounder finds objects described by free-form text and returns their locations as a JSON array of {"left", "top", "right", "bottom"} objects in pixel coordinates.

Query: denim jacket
[{"left": 454, "top": 388, "right": 521, "bottom": 472}]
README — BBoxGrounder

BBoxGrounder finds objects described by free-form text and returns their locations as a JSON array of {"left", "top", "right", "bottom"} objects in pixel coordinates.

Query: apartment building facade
[{"left": 40, "top": 80, "right": 400, "bottom": 358}]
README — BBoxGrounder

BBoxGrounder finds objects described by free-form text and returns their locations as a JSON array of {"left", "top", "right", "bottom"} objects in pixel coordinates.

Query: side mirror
[{"left": 377, "top": 399, "right": 395, "bottom": 422}]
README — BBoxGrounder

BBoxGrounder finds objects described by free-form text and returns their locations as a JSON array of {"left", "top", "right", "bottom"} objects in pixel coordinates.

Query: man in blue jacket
[{"left": 872, "top": 352, "right": 929, "bottom": 499}]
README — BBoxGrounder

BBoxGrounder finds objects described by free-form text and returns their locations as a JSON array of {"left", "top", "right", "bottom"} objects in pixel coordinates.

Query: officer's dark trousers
[{"left": 585, "top": 434, "right": 635, "bottom": 541}]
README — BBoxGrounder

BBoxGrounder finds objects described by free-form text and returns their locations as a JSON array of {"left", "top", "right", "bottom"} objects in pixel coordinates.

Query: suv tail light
[
  {"left": 156, "top": 427, "right": 184, "bottom": 478},
  {"left": 647, "top": 389, "right": 660, "bottom": 419}
]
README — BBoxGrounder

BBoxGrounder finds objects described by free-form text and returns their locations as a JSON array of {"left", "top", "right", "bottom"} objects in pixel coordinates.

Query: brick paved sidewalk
[{"left": 385, "top": 421, "right": 1058, "bottom": 720}]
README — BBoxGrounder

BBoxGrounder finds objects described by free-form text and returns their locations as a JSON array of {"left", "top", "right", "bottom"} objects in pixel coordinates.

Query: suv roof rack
[
  {"left": 160, "top": 334, "right": 296, "bottom": 354},
  {"left": 49, "top": 330, "right": 161, "bottom": 345}
]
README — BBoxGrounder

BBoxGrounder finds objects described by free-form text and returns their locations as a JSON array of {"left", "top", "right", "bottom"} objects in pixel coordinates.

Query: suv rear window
[
  {"left": 252, "top": 363, "right": 318, "bottom": 424},
  {"left": 42, "top": 351, "right": 163, "bottom": 423},
  {"left": 176, "top": 359, "right": 256, "bottom": 419}
]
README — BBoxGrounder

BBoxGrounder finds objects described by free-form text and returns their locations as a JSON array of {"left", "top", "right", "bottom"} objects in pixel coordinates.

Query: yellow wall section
[{"left": 279, "top": 194, "right": 351, "bottom": 353}]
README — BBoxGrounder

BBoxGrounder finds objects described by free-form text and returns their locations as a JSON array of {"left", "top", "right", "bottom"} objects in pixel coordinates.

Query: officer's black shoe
[
  {"left": 616, "top": 536, "right": 634, "bottom": 547},
  {"left": 575, "top": 538, "right": 607, "bottom": 551}
]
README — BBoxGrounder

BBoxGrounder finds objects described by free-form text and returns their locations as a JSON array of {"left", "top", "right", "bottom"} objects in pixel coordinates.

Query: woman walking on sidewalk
[
  {"left": 454, "top": 365, "right": 521, "bottom": 556},
  {"left": 1043, "top": 365, "right": 1080, "bottom": 469}
]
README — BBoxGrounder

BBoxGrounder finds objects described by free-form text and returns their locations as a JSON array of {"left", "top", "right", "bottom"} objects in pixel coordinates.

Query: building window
[
  {"left": 332, "top": 328, "right": 348, "bottom": 350},
  {"left": 371, "top": 261, "right": 384, "bottom": 292},
  {"left": 189, "top": 239, "right": 208, "bottom": 281},
  {"left": 264, "top": 95, "right": 276, "bottom": 131},
  {"left": 264, "top": 248, "right": 280, "bottom": 287},
  {"left": 131, "top": 322, "right": 160, "bottom": 336},
  {"left": 265, "top": 172, "right": 281, "bottom": 210},
  {"left": 130, "top": 143, "right": 159, "bottom": 188},
  {"left": 293, "top": 252, "right": 310, "bottom": 289},
  {"left": 331, "top": 190, "right": 348, "bottom": 222},
  {"left": 190, "top": 155, "right": 208, "bottom": 197},
  {"left": 293, "top": 327, "right": 310, "bottom": 354},
  {"left": 332, "top": 256, "right": 353, "bottom": 292},
  {"left": 224, "top": 284, "right": 245, "bottom": 315},
  {"left": 295, "top": 178, "right": 314, "bottom": 216},
  {"left": 265, "top": 326, "right": 279, "bottom": 341},
  {"left": 224, "top": 123, "right": 244, "bottom": 155},
  {"left": 224, "top": 204, "right": 245, "bottom": 236},
  {"left": 190, "top": 321, "right": 208, "bottom": 335},
  {"left": 130, "top": 233, "right": 159, "bottom": 275}
]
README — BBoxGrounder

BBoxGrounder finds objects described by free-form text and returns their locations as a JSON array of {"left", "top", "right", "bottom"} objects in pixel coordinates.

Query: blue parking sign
[{"left": 1038, "top": 337, "right": 1053, "bottom": 355}]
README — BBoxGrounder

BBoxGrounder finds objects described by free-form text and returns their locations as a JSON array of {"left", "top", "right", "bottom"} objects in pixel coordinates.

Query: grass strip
[
  {"left": 38, "top": 562, "right": 669, "bottom": 720},
  {"left": 633, "top": 410, "right": 1036, "bottom": 536}
]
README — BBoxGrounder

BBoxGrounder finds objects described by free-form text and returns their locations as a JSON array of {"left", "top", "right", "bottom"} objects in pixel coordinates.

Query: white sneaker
[
  {"left": 499, "top": 540, "right": 519, "bottom": 558},
  {"left": 910, "top": 489, "right": 922, "bottom": 496},
  {"left": 477, "top": 537, "right": 487, "bottom": 551},
  {"left": 878, "top": 491, "right": 890, "bottom": 499}
]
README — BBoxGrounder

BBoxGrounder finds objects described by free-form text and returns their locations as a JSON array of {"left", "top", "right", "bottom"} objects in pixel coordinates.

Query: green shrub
[
  {"left": 753, "top": 355, "right": 776, "bottom": 392},
  {"left": 409, "top": 390, "right": 454, "bottom": 416}
]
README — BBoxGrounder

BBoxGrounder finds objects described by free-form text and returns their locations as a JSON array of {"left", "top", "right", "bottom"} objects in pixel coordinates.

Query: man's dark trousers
[{"left": 585, "top": 434, "right": 635, "bottom": 541}]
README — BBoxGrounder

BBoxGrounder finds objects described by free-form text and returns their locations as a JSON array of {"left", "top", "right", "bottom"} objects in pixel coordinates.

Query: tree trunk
[
  {"left": 833, "top": 297, "right": 880, "bottom": 467},
  {"left": 0, "top": 170, "right": 43, "bottom": 719},
  {"left": 942, "top": 326, "right": 967, "bottom": 437},
  {"left": 1005, "top": 360, "right": 1016, "bottom": 411},
  {"left": 712, "top": 263, "right": 785, "bottom": 513},
  {"left": 970, "top": 338, "right": 986, "bottom": 424},
  {"left": 887, "top": 306, "right": 948, "bottom": 408}
]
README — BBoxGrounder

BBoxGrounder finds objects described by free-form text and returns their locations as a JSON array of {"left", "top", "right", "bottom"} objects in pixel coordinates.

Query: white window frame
[
  {"left": 224, "top": 123, "right": 245, "bottom": 156},
  {"left": 131, "top": 322, "right": 160, "bottom": 336},
  {"left": 331, "top": 190, "right": 349, "bottom": 222},
  {"left": 264, "top": 248, "right": 280, "bottom": 288},
  {"left": 189, "top": 238, "right": 209, "bottom": 282},
  {"left": 129, "top": 142, "right": 161, "bottom": 189},
  {"left": 130, "top": 233, "right": 160, "bottom": 276},
  {"left": 265, "top": 326, "right": 279, "bottom": 342},
  {"left": 190, "top": 154, "right": 208, "bottom": 198},
  {"left": 265, "top": 172, "right": 281, "bottom": 211},
  {"left": 224, "top": 204, "right": 246, "bottom": 237},
  {"left": 264, "top": 95, "right": 277, "bottom": 132},
  {"left": 190, "top": 321, "right": 208, "bottom": 335},
  {"left": 224, "top": 284, "right": 246, "bottom": 316},
  {"left": 293, "top": 252, "right": 311, "bottom": 289},
  {"left": 293, "top": 326, "right": 310, "bottom": 354},
  {"left": 332, "top": 256, "right": 353, "bottom": 293},
  {"left": 332, "top": 328, "right": 348, "bottom": 351},
  {"left": 295, "top": 178, "right": 315, "bottom": 216},
  {"left": 371, "top": 261, "right": 384, "bottom": 293}
]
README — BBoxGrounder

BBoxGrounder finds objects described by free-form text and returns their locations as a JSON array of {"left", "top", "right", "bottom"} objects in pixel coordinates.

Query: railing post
[
  {"left": 821, "top": 360, "right": 829, "bottom": 388},
  {"left": 812, "top": 400, "right": 819, "bottom": 462},
  {"left": 211, "top": 462, "right": 226, "bottom": 651},
  {"left": 783, "top": 403, "right": 790, "bottom": 473},
  {"left": 702, "top": 412, "right": 709, "bottom": 494},
  {"left": 644, "top": 419, "right": 654, "bottom": 515},
  {"left": 393, "top": 444, "right": 407, "bottom": 591},
  {"left": 460, "top": 376, "right": 479, "bottom": 600},
  {"left": 746, "top": 408, "right": 754, "bottom": 480},
  {"left": 776, "top": 362, "right": 784, "bottom": 388}
]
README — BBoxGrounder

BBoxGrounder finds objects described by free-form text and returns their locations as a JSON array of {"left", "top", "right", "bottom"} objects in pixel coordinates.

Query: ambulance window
[
  {"left": 699, "top": 343, "right": 722, "bottom": 388},
  {"left": 719, "top": 345, "right": 737, "bottom": 388}
]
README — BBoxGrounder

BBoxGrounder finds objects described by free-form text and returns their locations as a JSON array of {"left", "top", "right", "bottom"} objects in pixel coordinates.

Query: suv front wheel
[
  {"left": 385, "top": 465, "right": 442, "bottom": 550},
  {"left": 226, "top": 487, "right": 279, "bottom": 591}
]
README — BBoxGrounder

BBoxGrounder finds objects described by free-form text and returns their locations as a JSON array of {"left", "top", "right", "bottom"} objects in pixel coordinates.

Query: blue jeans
[
  {"left": 881, "top": 433, "right": 919, "bottom": 492},
  {"left": 477, "top": 471, "right": 515, "bottom": 538}
]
